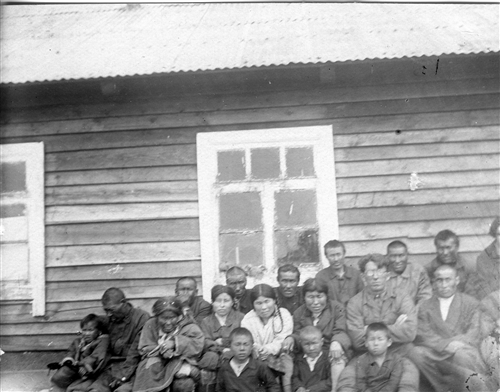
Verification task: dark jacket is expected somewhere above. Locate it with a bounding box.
[107,303,150,379]
[316,266,364,308]
[355,351,403,392]
[292,351,332,392]
[234,290,253,315]
[216,357,281,392]
[274,286,304,315]
[200,309,245,351]
[293,300,351,354]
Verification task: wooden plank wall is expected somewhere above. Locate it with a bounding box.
[1,56,499,351]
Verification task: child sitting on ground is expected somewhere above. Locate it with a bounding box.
[355,322,403,392]
[51,314,109,392]
[292,326,332,392]
[216,327,280,392]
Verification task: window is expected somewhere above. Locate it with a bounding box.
[1,143,45,316]
[197,126,339,299]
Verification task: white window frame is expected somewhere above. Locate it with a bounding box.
[1,142,45,316]
[197,126,339,300]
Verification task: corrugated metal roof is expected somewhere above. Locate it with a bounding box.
[1,3,498,84]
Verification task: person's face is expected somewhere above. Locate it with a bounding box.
[212,293,233,317]
[226,273,247,297]
[301,333,323,358]
[176,279,197,305]
[365,330,392,356]
[304,290,328,314]
[278,271,300,298]
[230,334,253,363]
[81,321,100,344]
[387,246,408,274]
[363,261,388,293]
[102,299,126,321]
[436,238,459,264]
[325,246,345,270]
[434,268,459,298]
[253,295,276,320]
[158,310,182,333]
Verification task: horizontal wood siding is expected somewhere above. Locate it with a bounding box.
[1,57,499,351]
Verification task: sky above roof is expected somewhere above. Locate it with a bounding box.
[1,3,498,84]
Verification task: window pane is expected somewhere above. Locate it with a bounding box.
[217,150,245,181]
[251,148,280,179]
[275,190,317,227]
[219,192,262,230]
[0,217,28,242]
[0,243,29,281]
[275,229,319,266]
[219,232,263,271]
[286,147,315,177]
[0,203,26,218]
[1,162,26,193]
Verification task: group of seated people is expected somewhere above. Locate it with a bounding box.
[49,219,500,392]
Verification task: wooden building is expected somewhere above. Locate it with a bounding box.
[1,4,499,352]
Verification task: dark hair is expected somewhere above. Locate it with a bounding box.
[433,263,458,278]
[323,240,345,254]
[387,240,408,253]
[250,284,277,303]
[211,285,236,302]
[152,296,184,317]
[366,322,391,339]
[358,253,389,273]
[489,217,500,238]
[277,264,300,281]
[434,230,459,247]
[299,325,322,340]
[80,314,108,334]
[302,278,329,297]
[226,266,247,277]
[101,287,126,305]
[229,327,254,344]
[250,284,284,334]
[176,276,198,289]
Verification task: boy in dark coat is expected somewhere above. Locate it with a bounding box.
[292,326,332,392]
[216,328,280,392]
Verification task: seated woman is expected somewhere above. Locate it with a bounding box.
[241,284,294,392]
[133,297,204,392]
[198,285,244,388]
[283,278,351,392]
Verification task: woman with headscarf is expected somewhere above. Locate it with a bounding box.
[133,296,204,392]
[197,285,244,389]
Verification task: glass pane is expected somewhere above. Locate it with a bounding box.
[275,190,317,227]
[1,162,26,193]
[219,232,263,272]
[0,203,26,218]
[219,192,262,230]
[0,243,29,281]
[0,217,28,242]
[217,150,245,181]
[251,148,280,179]
[286,147,315,177]
[275,229,320,266]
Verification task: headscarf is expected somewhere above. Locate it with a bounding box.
[152,296,183,317]
[211,285,236,302]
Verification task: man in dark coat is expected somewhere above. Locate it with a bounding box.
[175,276,211,325]
[89,288,149,392]
[408,264,491,392]
[226,266,253,314]
[424,229,477,297]
[274,264,304,315]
